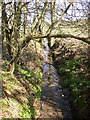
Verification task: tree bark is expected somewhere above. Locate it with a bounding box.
[2,3,12,58]
[10,49,20,74]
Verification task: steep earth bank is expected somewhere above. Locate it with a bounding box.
[51,38,90,120]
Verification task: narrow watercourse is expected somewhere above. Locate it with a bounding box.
[39,39,72,119]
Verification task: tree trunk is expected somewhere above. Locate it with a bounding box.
[10,49,20,74]
[2,2,12,58]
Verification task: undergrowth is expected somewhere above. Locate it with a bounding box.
[59,56,90,116]
[1,60,42,118]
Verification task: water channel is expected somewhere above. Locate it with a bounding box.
[39,39,72,119]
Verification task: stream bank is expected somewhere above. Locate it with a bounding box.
[51,38,90,120]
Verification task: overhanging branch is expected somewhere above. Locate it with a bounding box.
[26,34,90,44]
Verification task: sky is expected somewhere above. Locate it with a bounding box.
[1,0,89,3]
[0,0,89,28]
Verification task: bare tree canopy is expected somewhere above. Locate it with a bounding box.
[1,0,89,73]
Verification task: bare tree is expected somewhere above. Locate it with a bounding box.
[2,0,89,74]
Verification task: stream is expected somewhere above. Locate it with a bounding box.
[39,39,72,119]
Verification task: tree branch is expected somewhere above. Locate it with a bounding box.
[24,33,90,44]
[46,0,74,34]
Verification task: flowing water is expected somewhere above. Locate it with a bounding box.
[39,39,72,119]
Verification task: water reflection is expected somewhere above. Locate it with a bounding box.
[43,38,60,88]
[43,39,50,74]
